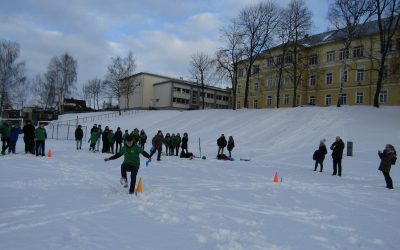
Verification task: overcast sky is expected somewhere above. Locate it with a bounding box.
[0,0,331,98]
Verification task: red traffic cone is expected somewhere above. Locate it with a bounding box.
[273,172,279,183]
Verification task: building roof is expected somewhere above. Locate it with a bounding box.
[119,72,174,82]
[154,78,231,93]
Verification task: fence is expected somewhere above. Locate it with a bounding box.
[46,124,88,141]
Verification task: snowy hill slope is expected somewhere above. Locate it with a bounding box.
[0,106,399,250]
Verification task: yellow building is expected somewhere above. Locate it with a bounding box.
[236,19,400,109]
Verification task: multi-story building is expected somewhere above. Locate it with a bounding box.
[236,19,400,109]
[119,72,231,110]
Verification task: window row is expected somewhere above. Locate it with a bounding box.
[174,87,190,94]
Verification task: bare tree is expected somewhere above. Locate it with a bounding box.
[120,77,140,110]
[216,19,244,110]
[82,84,92,109]
[189,52,214,109]
[46,52,78,113]
[104,51,136,110]
[283,0,313,107]
[372,0,400,107]
[13,77,29,109]
[328,0,375,107]
[0,40,26,111]
[237,1,280,108]
[33,74,56,109]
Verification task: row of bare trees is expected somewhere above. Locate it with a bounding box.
[213,0,399,109]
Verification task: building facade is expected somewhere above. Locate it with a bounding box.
[119,72,231,110]
[236,19,400,109]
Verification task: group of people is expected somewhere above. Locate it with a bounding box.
[217,134,235,159]
[313,136,397,189]
[0,120,47,157]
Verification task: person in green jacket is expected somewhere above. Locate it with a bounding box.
[108,129,115,154]
[88,130,100,151]
[174,133,181,156]
[169,133,176,156]
[35,123,47,156]
[1,121,11,155]
[104,134,151,194]
[123,130,129,144]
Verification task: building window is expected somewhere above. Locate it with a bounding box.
[284,94,289,105]
[309,96,316,105]
[253,65,260,74]
[356,68,364,81]
[238,69,244,78]
[327,51,335,62]
[237,84,241,94]
[253,100,258,109]
[341,70,348,83]
[341,93,347,105]
[267,76,273,87]
[277,55,283,65]
[254,82,259,93]
[173,97,189,104]
[267,57,274,67]
[284,74,290,86]
[236,101,240,109]
[379,90,388,103]
[339,48,349,60]
[325,94,332,105]
[326,72,333,85]
[267,96,272,105]
[309,55,317,65]
[285,53,293,63]
[206,93,214,99]
[353,46,364,58]
[309,75,316,86]
[356,92,364,104]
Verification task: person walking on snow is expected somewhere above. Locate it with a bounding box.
[330,136,345,176]
[378,144,397,189]
[181,132,189,155]
[217,134,227,156]
[104,134,151,195]
[139,129,147,150]
[9,123,22,154]
[114,127,123,152]
[35,123,47,156]
[314,139,327,172]
[150,130,164,161]
[75,125,84,150]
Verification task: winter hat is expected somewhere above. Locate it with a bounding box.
[125,134,135,142]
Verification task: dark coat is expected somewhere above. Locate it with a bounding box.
[181,136,188,149]
[378,149,396,173]
[152,134,164,148]
[114,130,123,143]
[23,123,35,140]
[217,136,227,147]
[75,127,84,140]
[330,140,345,160]
[10,127,22,142]
[227,139,235,151]
[316,144,327,162]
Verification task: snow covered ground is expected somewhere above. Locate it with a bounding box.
[0,106,399,250]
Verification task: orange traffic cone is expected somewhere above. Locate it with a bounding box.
[47,150,53,158]
[273,172,279,183]
[135,177,143,195]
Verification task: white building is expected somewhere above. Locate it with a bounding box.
[119,72,231,110]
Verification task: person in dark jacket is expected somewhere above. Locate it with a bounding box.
[23,120,36,154]
[150,130,164,161]
[102,126,109,153]
[104,134,151,195]
[314,139,327,172]
[164,133,171,156]
[217,134,227,156]
[0,120,11,155]
[378,144,397,189]
[90,124,97,134]
[330,136,345,176]
[139,129,147,150]
[227,136,235,158]
[96,125,102,151]
[175,133,181,156]
[181,132,189,155]
[114,127,123,152]
[75,125,84,150]
[9,124,22,154]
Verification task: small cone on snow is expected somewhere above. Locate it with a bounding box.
[47,150,53,158]
[273,172,279,183]
[135,177,143,194]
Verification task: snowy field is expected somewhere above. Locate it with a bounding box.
[0,106,399,250]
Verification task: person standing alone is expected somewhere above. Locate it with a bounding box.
[75,125,83,150]
[330,136,345,176]
[378,144,397,189]
[35,123,47,156]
